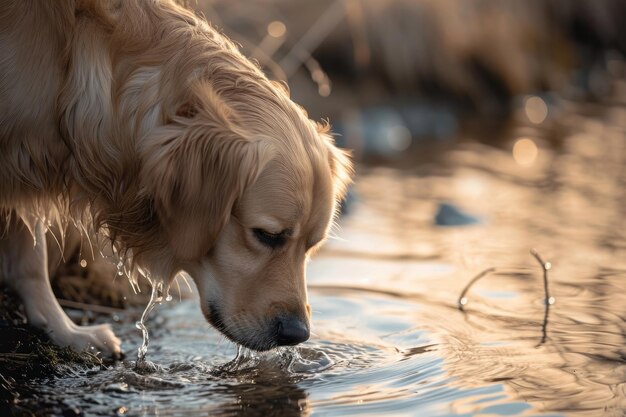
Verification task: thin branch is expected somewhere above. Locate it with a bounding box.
[537,295,551,346]
[456,249,555,346]
[530,248,554,307]
[457,267,497,310]
[530,248,554,346]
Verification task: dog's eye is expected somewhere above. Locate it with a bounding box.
[252,228,287,249]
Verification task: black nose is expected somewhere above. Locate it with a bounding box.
[276,316,310,346]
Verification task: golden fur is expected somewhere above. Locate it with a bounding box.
[0,0,352,355]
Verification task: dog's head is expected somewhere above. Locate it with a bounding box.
[139,80,352,350]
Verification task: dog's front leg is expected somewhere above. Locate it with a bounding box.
[0,218,121,358]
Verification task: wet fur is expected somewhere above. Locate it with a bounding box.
[0,0,351,355]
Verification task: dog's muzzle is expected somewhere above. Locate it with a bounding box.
[275,315,310,346]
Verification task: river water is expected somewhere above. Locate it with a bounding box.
[15,95,626,416]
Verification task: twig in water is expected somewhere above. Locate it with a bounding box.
[529,249,555,307]
[537,294,551,346]
[457,267,497,310]
[530,249,555,346]
[456,249,555,346]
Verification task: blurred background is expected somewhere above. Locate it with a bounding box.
[192,0,626,164]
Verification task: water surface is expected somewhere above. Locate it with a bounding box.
[16,97,626,416]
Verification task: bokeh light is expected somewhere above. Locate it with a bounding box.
[267,20,286,38]
[512,138,538,166]
[524,96,548,124]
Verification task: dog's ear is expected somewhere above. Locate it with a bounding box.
[318,125,353,203]
[141,86,272,260]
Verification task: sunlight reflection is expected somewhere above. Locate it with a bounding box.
[512,138,538,166]
[524,96,548,124]
[456,175,487,199]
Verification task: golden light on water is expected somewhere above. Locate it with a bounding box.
[512,138,538,166]
[524,96,548,124]
[267,20,286,38]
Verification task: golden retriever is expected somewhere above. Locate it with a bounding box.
[0,0,351,357]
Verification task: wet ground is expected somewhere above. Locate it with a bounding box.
[4,92,626,416]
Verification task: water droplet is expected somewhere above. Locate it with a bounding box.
[136,281,164,361]
[154,281,164,302]
[544,262,552,270]
[115,406,128,416]
[80,259,87,268]
[459,297,468,306]
[219,345,249,373]
[166,294,173,302]
[547,296,556,305]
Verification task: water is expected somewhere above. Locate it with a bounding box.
[136,280,169,362]
[12,96,626,416]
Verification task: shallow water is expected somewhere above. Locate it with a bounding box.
[17,96,626,416]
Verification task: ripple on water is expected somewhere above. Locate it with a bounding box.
[11,104,626,416]
[19,292,459,417]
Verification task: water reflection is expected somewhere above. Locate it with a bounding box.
[10,97,626,417]
[318,96,626,416]
[512,138,539,166]
[209,381,310,417]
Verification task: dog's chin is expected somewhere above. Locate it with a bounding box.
[203,304,277,352]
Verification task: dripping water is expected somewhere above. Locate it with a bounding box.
[135,280,172,362]
[116,261,124,276]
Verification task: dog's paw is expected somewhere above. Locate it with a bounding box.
[79,323,123,359]
[50,322,122,359]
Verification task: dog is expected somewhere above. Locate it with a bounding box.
[0,0,352,357]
